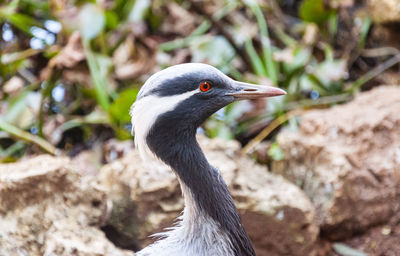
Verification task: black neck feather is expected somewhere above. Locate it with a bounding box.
[146,110,255,256]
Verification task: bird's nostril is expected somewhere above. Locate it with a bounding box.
[243,88,257,92]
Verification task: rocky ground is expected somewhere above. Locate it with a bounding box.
[0,155,132,256]
[272,85,400,255]
[273,86,400,239]
[0,85,399,255]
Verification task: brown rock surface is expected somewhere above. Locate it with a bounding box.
[0,155,133,256]
[344,210,400,255]
[99,136,319,256]
[272,86,400,239]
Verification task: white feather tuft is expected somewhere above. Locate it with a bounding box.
[135,182,234,256]
[130,90,199,161]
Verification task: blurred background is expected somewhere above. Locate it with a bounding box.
[0,0,400,255]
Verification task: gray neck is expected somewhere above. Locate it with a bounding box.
[146,123,255,256]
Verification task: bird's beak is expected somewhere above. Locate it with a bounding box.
[227,81,286,100]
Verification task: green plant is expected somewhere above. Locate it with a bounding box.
[0,0,148,159]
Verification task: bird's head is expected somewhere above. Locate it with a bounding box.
[130,63,286,160]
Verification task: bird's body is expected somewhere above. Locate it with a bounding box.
[131,63,285,256]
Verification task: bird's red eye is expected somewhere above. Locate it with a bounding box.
[200,82,211,92]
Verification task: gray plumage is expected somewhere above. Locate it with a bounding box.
[130,63,286,256]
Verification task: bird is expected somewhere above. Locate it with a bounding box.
[130,63,286,256]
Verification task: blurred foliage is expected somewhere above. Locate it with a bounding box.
[268,142,284,161]
[0,0,396,161]
[300,0,334,25]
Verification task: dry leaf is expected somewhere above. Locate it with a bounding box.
[329,0,354,9]
[49,31,85,69]
[303,23,319,45]
[62,66,92,85]
[113,34,135,67]
[274,48,294,63]
[3,76,24,96]
[161,2,197,36]
[114,44,154,80]
[41,31,85,80]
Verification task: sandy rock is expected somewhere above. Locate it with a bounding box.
[0,155,132,256]
[368,0,400,23]
[99,136,318,256]
[69,150,102,176]
[272,86,400,239]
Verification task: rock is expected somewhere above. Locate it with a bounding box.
[272,86,400,239]
[343,209,400,255]
[98,136,318,256]
[102,139,134,163]
[0,155,133,256]
[368,0,400,24]
[232,157,318,256]
[70,149,102,176]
